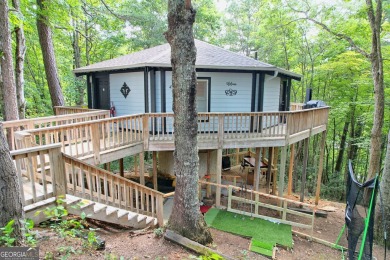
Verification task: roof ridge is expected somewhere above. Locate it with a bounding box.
[194,39,275,68]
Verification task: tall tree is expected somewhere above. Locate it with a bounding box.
[291,0,385,182]
[165,0,212,245]
[12,0,27,119]
[36,0,65,109]
[375,130,390,248]
[0,0,19,121]
[0,123,24,243]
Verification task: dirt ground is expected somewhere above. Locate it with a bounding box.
[37,198,386,260]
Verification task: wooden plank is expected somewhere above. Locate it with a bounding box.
[300,138,310,203]
[292,230,347,251]
[287,144,295,195]
[216,148,222,207]
[278,145,287,199]
[139,152,145,186]
[315,131,327,205]
[119,158,124,177]
[49,147,67,198]
[272,147,278,195]
[253,147,261,191]
[164,230,234,260]
[153,151,158,190]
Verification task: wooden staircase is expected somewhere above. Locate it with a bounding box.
[25,194,157,229]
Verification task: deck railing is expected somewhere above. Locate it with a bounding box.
[11,144,66,206]
[290,102,304,111]
[14,107,329,159]
[54,106,103,115]
[14,114,144,162]
[63,155,164,225]
[3,110,110,151]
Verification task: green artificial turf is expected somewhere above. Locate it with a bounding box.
[204,208,293,256]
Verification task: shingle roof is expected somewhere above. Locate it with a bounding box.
[74,39,301,79]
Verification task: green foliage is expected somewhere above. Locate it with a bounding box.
[21,219,37,246]
[153,227,165,238]
[0,220,16,247]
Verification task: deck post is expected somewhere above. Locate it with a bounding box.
[315,131,327,205]
[134,154,138,175]
[278,145,287,198]
[206,150,211,197]
[254,147,261,191]
[156,194,164,226]
[139,152,145,186]
[300,137,310,203]
[119,158,124,177]
[143,115,149,150]
[272,147,279,195]
[216,148,222,207]
[287,144,295,195]
[217,115,224,148]
[153,151,158,190]
[49,147,67,198]
[90,123,101,165]
[266,147,273,194]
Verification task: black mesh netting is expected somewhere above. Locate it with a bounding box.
[345,161,378,260]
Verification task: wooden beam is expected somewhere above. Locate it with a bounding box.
[254,147,261,191]
[139,152,145,186]
[315,131,327,205]
[216,148,222,207]
[153,151,158,190]
[164,230,233,260]
[288,144,295,195]
[119,158,124,177]
[266,147,273,194]
[206,150,211,197]
[134,154,138,175]
[272,147,279,195]
[300,138,310,203]
[278,145,287,198]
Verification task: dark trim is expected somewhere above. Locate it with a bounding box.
[280,79,288,111]
[161,70,166,113]
[197,77,211,112]
[251,73,257,112]
[144,67,149,113]
[77,67,301,81]
[286,78,292,111]
[257,73,265,112]
[150,69,156,113]
[91,74,98,108]
[86,74,92,108]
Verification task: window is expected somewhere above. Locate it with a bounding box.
[196,79,209,112]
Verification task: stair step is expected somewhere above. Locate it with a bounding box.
[80,201,95,211]
[117,210,128,219]
[106,207,119,217]
[93,204,107,214]
[64,195,82,207]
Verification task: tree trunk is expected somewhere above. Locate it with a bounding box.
[375,130,390,249]
[334,120,349,173]
[36,0,65,109]
[0,123,24,243]
[72,15,84,106]
[165,0,212,245]
[0,0,19,121]
[12,0,26,119]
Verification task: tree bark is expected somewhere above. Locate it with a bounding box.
[36,0,65,109]
[12,0,26,119]
[375,130,390,249]
[0,123,24,243]
[365,0,384,181]
[71,14,84,106]
[165,0,212,245]
[334,120,349,173]
[0,0,19,121]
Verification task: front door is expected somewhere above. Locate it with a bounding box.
[95,76,110,110]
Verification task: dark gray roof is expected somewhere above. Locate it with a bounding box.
[74,39,301,79]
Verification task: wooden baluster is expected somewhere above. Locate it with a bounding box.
[39,151,48,198]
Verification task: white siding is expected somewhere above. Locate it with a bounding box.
[110,72,145,116]
[263,75,280,112]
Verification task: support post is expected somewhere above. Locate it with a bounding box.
[272,147,279,195]
[278,145,287,198]
[315,131,327,205]
[300,138,310,203]
[235,148,239,165]
[134,154,138,175]
[206,150,211,197]
[143,115,149,150]
[254,147,261,191]
[266,147,273,194]
[139,152,145,186]
[153,151,158,190]
[49,147,67,198]
[216,148,222,207]
[288,144,295,195]
[119,158,124,177]
[90,123,101,165]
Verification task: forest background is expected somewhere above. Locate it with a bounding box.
[0,0,389,203]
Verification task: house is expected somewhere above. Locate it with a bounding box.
[71,39,328,206]
[73,39,302,116]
